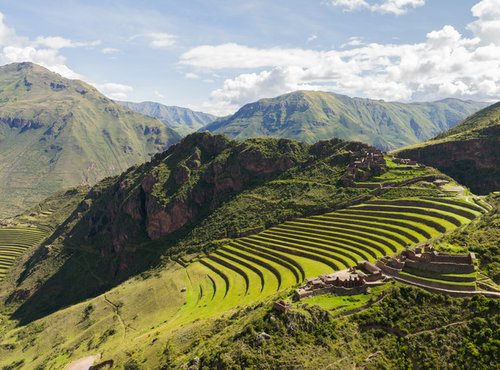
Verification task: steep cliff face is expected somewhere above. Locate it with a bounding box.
[73,133,312,257]
[398,133,499,194]
[396,103,500,195]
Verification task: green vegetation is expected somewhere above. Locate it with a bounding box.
[199,287,499,369]
[203,90,486,150]
[0,227,46,281]
[118,100,216,136]
[394,101,499,194]
[0,62,181,217]
[435,194,500,284]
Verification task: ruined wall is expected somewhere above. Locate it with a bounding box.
[405,259,475,274]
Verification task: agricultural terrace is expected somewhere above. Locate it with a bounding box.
[162,196,486,327]
[0,226,47,281]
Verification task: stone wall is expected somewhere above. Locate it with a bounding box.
[394,272,476,292]
[405,259,475,274]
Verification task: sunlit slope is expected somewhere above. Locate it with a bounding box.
[0,196,486,369]
[0,62,181,217]
[203,91,486,150]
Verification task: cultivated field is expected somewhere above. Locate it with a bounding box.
[0,226,47,281]
[172,196,486,323]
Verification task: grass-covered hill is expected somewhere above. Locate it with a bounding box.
[0,131,495,368]
[117,100,217,136]
[0,62,181,218]
[395,102,500,194]
[202,90,486,151]
[7,133,380,323]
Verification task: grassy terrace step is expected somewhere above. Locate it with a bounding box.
[232,240,303,283]
[0,226,47,281]
[275,223,393,255]
[368,199,478,220]
[254,232,350,270]
[421,197,486,213]
[403,266,477,283]
[349,205,462,227]
[244,236,336,277]
[120,197,481,334]
[213,250,266,293]
[288,217,412,246]
[221,244,286,289]
[398,271,476,287]
[337,209,447,233]
[313,214,422,242]
[262,229,368,264]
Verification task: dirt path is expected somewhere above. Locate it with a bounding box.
[65,354,100,370]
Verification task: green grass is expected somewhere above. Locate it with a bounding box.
[0,226,46,281]
[0,196,485,369]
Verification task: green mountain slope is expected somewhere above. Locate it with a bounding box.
[202,91,486,150]
[0,62,181,218]
[0,134,494,369]
[117,100,216,136]
[395,102,500,194]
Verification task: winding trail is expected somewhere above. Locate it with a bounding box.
[65,354,100,370]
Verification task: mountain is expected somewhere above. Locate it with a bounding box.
[0,62,181,218]
[202,90,487,150]
[1,132,496,369]
[117,100,216,136]
[395,102,500,194]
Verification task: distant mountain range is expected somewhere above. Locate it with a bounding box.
[0,62,181,217]
[202,90,487,150]
[117,100,216,136]
[395,101,500,194]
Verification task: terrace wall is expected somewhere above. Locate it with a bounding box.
[405,259,475,274]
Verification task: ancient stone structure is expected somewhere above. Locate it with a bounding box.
[273,300,292,313]
[376,245,477,292]
[342,149,387,186]
[294,271,367,300]
[392,157,417,165]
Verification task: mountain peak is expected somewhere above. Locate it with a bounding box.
[203,90,487,150]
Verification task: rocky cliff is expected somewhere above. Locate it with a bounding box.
[396,103,500,194]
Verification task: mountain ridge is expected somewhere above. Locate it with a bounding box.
[117,100,216,136]
[395,101,500,194]
[202,90,487,150]
[0,62,181,217]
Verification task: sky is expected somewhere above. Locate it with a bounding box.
[0,0,498,115]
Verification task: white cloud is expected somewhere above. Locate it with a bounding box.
[33,36,101,49]
[154,90,165,99]
[468,0,500,45]
[0,12,134,100]
[341,36,365,48]
[185,72,200,79]
[92,82,133,100]
[307,34,318,42]
[131,32,176,49]
[328,0,425,15]
[181,1,500,115]
[101,47,120,55]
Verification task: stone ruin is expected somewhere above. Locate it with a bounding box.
[342,149,387,186]
[375,244,478,293]
[392,157,417,166]
[294,269,369,300]
[273,300,292,313]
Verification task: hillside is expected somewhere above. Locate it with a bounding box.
[202,91,486,150]
[118,100,216,136]
[0,134,495,369]
[0,62,181,218]
[395,102,500,194]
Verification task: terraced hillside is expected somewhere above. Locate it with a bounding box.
[162,196,486,326]
[0,227,46,281]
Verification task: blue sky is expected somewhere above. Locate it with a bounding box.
[0,0,498,114]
